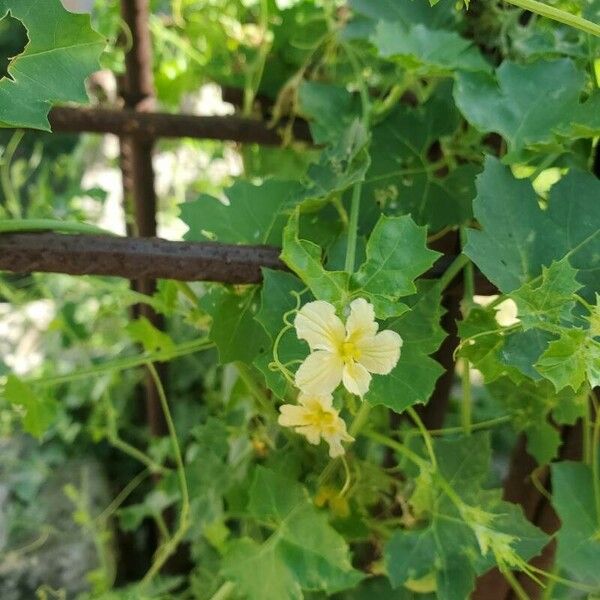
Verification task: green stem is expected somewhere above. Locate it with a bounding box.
[95,469,151,524]
[460,234,474,435]
[0,218,116,236]
[344,182,363,273]
[209,582,236,600]
[502,568,531,600]
[349,401,371,437]
[236,362,278,420]
[0,338,213,392]
[583,399,592,465]
[407,406,437,468]
[104,391,170,475]
[243,0,271,115]
[363,429,428,469]
[428,415,511,436]
[0,130,24,218]
[141,364,190,587]
[437,253,470,291]
[503,0,600,36]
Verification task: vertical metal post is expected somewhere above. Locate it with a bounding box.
[118,0,167,436]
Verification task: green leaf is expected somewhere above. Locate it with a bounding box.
[454,59,597,160]
[181,179,302,245]
[465,157,600,299]
[126,317,175,354]
[510,259,581,330]
[352,215,440,318]
[223,467,363,598]
[281,209,350,305]
[200,285,269,364]
[366,284,445,412]
[362,88,476,231]
[298,82,361,145]
[349,0,460,32]
[551,462,600,587]
[385,435,548,598]
[535,328,598,391]
[500,329,555,381]
[372,21,489,74]
[223,538,302,600]
[0,0,104,130]
[488,377,564,464]
[4,374,58,439]
[458,306,513,384]
[297,120,370,211]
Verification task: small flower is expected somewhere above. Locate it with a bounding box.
[278,393,354,457]
[294,298,402,397]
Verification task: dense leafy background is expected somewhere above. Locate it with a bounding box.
[0,0,599,599]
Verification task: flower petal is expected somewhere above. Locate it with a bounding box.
[295,301,345,352]
[295,350,344,395]
[325,435,346,458]
[323,424,354,457]
[296,425,322,445]
[298,392,334,411]
[342,360,372,396]
[278,404,311,427]
[346,298,378,343]
[357,329,402,375]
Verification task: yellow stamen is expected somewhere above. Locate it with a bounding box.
[340,341,361,363]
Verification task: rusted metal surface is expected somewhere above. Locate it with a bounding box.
[0,233,499,291]
[0,233,284,283]
[119,0,164,437]
[48,106,313,145]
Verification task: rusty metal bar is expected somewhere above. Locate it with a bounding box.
[0,232,498,292]
[118,0,165,437]
[0,233,283,283]
[48,106,312,145]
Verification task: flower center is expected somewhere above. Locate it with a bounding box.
[310,405,336,428]
[340,341,361,363]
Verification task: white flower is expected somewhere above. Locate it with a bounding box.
[293,298,402,397]
[278,393,354,457]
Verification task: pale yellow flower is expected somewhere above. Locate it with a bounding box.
[278,393,354,457]
[294,298,402,397]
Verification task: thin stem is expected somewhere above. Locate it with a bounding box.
[502,568,531,600]
[95,469,151,524]
[363,429,428,469]
[428,415,512,436]
[503,0,600,36]
[341,39,369,276]
[437,253,470,291]
[583,399,592,465]
[141,364,190,587]
[0,338,213,392]
[0,218,116,236]
[104,391,170,475]
[349,401,371,437]
[108,433,169,475]
[407,406,437,469]
[460,234,474,436]
[344,181,363,273]
[339,455,352,497]
[236,362,278,420]
[209,582,236,600]
[0,130,24,218]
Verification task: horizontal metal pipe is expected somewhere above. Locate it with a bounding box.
[0,233,497,293]
[0,233,284,284]
[48,106,312,145]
